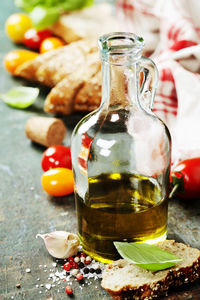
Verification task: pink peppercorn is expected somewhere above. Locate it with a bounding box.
[69,257,74,263]
[84,260,91,265]
[76,273,83,281]
[65,285,73,295]
[64,262,71,271]
[80,252,86,257]
[72,262,79,269]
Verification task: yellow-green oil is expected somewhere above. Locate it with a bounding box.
[75,173,168,263]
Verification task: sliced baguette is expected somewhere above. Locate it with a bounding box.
[101,240,200,300]
[51,4,118,43]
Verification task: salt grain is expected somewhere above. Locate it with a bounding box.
[71,269,78,276]
[52,262,57,267]
[25,268,31,273]
[60,212,69,216]
[45,284,52,290]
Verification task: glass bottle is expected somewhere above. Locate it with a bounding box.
[71,32,171,263]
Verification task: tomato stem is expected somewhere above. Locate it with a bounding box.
[169,184,179,199]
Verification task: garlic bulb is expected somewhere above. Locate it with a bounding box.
[36,231,80,259]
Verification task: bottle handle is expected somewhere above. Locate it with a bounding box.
[139,56,158,111]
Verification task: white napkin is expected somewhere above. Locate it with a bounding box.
[117,0,200,163]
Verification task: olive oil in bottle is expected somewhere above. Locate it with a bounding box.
[71,33,171,264]
[75,173,168,263]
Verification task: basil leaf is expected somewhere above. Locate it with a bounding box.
[29,6,60,30]
[114,242,183,271]
[16,0,94,28]
[0,87,39,109]
[15,0,94,13]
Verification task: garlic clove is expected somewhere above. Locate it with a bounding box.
[36,231,80,259]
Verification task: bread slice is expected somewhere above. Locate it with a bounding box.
[14,39,101,115]
[43,50,101,114]
[15,39,98,87]
[101,240,200,300]
[51,4,118,43]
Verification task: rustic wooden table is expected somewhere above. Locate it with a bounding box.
[0,1,200,299]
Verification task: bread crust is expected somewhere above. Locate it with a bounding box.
[106,259,200,299]
[101,241,200,300]
[14,39,102,115]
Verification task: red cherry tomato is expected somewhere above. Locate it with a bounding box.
[24,28,52,50]
[170,157,200,199]
[41,145,72,172]
[41,168,74,196]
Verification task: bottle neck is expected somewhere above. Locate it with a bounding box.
[101,59,140,110]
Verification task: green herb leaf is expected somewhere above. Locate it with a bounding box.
[29,6,60,30]
[0,87,39,109]
[15,0,94,28]
[15,0,94,13]
[114,242,183,271]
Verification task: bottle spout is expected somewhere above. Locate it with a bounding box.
[98,32,144,65]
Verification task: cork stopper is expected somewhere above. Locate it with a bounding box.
[25,116,66,147]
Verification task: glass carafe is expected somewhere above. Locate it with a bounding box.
[71,32,171,263]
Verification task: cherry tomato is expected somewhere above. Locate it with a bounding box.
[41,145,72,172]
[170,157,200,199]
[41,168,74,196]
[24,28,52,50]
[5,13,32,43]
[40,37,65,53]
[4,49,38,74]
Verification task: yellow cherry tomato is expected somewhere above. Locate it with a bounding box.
[40,37,65,53]
[4,49,39,74]
[5,13,32,43]
[41,168,74,197]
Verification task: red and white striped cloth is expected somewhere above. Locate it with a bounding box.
[117,0,200,163]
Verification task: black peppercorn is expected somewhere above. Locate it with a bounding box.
[83,267,89,274]
[89,268,95,273]
[79,262,85,269]
[95,268,102,274]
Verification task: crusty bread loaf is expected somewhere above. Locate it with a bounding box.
[51,4,118,43]
[43,50,101,114]
[101,240,200,300]
[6,5,118,115]
[15,39,98,87]
[14,39,101,114]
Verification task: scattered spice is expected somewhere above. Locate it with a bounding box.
[79,262,85,269]
[26,268,31,273]
[33,249,105,297]
[64,262,71,271]
[76,273,83,281]
[89,268,95,273]
[45,283,52,290]
[83,267,90,274]
[65,285,73,295]
[15,283,21,289]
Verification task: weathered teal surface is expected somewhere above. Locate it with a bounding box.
[0,1,200,299]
